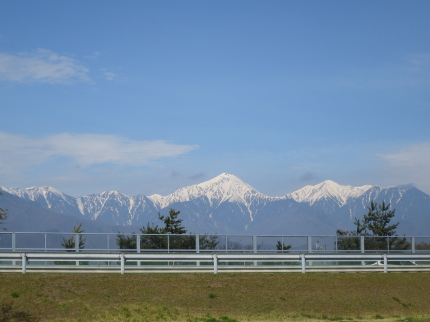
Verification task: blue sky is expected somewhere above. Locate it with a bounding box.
[1,0,430,197]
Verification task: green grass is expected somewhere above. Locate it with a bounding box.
[1,272,430,322]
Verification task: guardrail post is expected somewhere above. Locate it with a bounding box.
[120,253,125,274]
[301,254,306,273]
[412,237,415,253]
[361,236,365,265]
[21,253,26,274]
[383,254,387,273]
[213,254,218,274]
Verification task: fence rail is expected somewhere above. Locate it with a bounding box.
[1,232,430,253]
[1,252,430,274]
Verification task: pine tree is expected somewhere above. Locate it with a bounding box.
[336,201,407,251]
[62,223,86,250]
[360,200,399,236]
[158,209,187,234]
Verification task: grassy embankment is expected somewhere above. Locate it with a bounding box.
[1,272,430,322]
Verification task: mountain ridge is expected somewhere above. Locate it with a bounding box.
[2,173,430,235]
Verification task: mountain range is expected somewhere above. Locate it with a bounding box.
[1,173,430,235]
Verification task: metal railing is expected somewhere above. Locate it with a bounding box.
[1,252,430,274]
[1,232,430,253]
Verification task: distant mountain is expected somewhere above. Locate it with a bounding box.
[0,190,126,233]
[2,173,430,235]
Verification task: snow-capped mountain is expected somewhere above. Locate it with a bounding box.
[0,185,82,217]
[148,173,275,208]
[286,180,373,206]
[77,191,159,226]
[148,173,277,226]
[2,174,430,234]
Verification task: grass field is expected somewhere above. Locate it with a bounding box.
[1,272,430,322]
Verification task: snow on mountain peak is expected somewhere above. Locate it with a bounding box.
[148,173,269,209]
[286,180,373,206]
[0,185,64,201]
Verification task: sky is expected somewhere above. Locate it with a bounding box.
[1,0,430,197]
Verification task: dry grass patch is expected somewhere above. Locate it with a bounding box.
[1,272,430,321]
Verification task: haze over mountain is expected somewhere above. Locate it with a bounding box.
[1,173,430,235]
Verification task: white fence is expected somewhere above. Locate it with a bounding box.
[1,232,430,253]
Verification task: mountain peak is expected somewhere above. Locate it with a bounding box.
[287,180,373,206]
[149,173,269,209]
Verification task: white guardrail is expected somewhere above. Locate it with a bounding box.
[2,252,430,274]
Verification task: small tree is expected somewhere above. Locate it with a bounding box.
[337,201,408,251]
[276,241,292,251]
[158,209,186,234]
[360,200,399,237]
[62,223,86,250]
[0,192,7,231]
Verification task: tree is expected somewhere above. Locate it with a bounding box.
[276,241,292,251]
[336,201,408,251]
[0,192,7,231]
[359,200,399,237]
[62,223,86,250]
[117,208,219,251]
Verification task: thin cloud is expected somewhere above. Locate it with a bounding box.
[0,132,198,176]
[0,48,91,84]
[189,172,205,180]
[300,172,315,181]
[103,72,117,80]
[379,142,430,194]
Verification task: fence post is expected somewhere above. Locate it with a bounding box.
[387,237,390,253]
[120,253,125,274]
[21,253,26,274]
[253,236,258,266]
[75,234,79,252]
[196,234,201,266]
[361,236,365,266]
[12,232,16,266]
[301,254,306,273]
[412,236,415,253]
[136,234,141,267]
[167,233,170,254]
[12,232,16,251]
[307,236,312,253]
[213,254,218,274]
[75,233,80,266]
[383,254,387,273]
